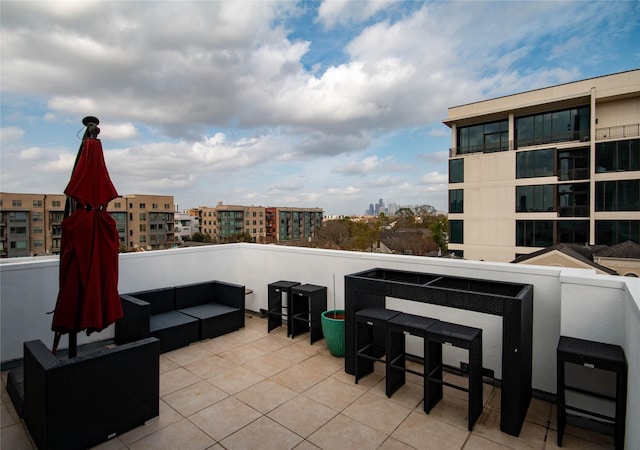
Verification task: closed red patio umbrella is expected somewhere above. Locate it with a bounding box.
[51,116,123,357]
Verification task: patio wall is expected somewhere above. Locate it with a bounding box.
[1,243,639,448]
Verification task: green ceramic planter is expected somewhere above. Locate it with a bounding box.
[321,310,345,357]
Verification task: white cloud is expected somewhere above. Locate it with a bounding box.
[100,123,139,140]
[317,0,401,29]
[1,1,638,214]
[18,146,43,160]
[0,126,25,145]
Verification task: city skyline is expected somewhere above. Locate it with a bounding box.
[2,2,639,216]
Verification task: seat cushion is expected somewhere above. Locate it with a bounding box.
[178,302,238,320]
[149,310,198,333]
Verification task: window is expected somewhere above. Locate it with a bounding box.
[139,213,146,221]
[139,224,146,232]
[516,221,553,247]
[558,183,589,217]
[449,220,463,243]
[34,240,44,248]
[9,211,28,221]
[596,180,640,211]
[596,139,640,173]
[449,190,463,213]
[139,203,146,208]
[52,200,61,207]
[449,159,464,183]
[11,241,27,249]
[596,221,640,245]
[114,202,121,208]
[164,203,171,209]
[516,149,554,178]
[12,200,22,207]
[558,220,589,244]
[152,203,158,209]
[10,226,27,236]
[33,212,43,222]
[33,200,42,207]
[457,120,508,154]
[34,226,43,234]
[516,106,589,147]
[516,185,554,212]
[558,148,589,181]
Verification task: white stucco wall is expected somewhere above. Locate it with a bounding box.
[2,244,639,447]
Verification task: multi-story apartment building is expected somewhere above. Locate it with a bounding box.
[0,192,175,257]
[108,197,128,251]
[0,193,65,257]
[444,70,640,262]
[122,194,175,251]
[277,207,324,243]
[191,204,323,244]
[174,211,200,243]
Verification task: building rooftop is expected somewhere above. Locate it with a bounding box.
[1,243,637,449]
[1,313,615,449]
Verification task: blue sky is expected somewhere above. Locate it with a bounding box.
[1,1,639,216]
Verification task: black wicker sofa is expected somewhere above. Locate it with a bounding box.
[115,280,245,353]
[9,337,159,450]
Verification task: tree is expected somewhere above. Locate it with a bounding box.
[312,219,351,249]
[191,232,213,243]
[428,215,449,253]
[395,208,416,228]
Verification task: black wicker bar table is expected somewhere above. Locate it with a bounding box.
[344,268,533,437]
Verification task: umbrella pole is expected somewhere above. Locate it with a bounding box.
[69,333,77,358]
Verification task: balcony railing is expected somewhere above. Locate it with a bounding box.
[1,244,639,448]
[596,123,640,140]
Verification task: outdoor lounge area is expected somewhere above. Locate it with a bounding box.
[2,243,639,449]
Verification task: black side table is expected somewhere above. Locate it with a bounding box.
[267,281,301,336]
[291,284,327,344]
[557,336,627,450]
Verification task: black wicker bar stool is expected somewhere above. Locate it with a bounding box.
[557,336,627,450]
[354,307,402,384]
[386,312,440,400]
[424,320,483,431]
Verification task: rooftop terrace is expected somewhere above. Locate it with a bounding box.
[1,244,638,449]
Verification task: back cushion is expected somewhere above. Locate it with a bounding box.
[175,282,215,309]
[133,288,175,314]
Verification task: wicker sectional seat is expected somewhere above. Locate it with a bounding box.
[115,280,245,353]
[13,337,159,450]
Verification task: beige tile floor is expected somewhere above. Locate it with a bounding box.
[1,313,615,449]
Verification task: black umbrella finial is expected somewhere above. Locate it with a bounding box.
[82,116,100,139]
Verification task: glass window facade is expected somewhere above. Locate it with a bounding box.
[558,147,589,181]
[516,220,553,247]
[449,189,463,213]
[596,220,640,245]
[516,185,554,212]
[558,220,589,244]
[449,220,463,243]
[596,180,640,211]
[558,183,589,217]
[449,159,464,183]
[457,120,508,154]
[515,106,589,147]
[516,148,555,178]
[596,138,640,173]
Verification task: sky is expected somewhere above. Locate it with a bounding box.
[1,1,639,216]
